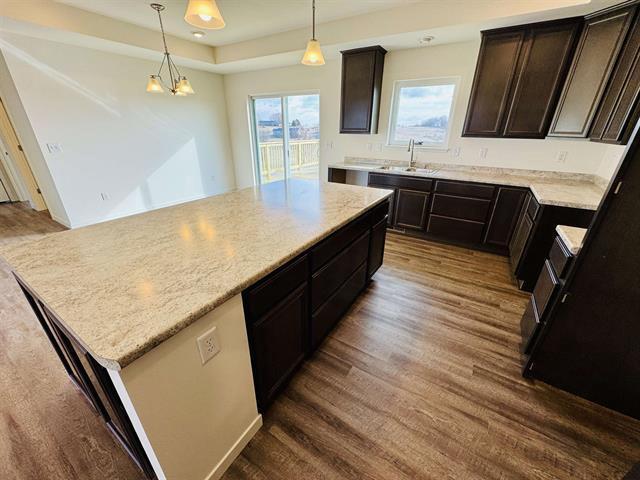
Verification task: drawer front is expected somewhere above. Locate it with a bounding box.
[527,194,540,220]
[368,173,432,191]
[434,180,495,199]
[245,255,309,320]
[532,259,560,317]
[311,212,370,271]
[520,298,541,354]
[312,231,370,311]
[431,193,491,222]
[311,263,367,349]
[427,214,485,244]
[549,235,573,279]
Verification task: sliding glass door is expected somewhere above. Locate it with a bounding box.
[251,93,320,185]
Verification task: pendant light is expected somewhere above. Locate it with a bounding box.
[146,3,195,96]
[302,0,325,66]
[184,0,225,29]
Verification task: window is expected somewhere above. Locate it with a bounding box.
[387,77,459,149]
[250,93,320,185]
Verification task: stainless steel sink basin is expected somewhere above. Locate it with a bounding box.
[378,165,440,175]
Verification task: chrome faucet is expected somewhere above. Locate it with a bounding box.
[407,138,423,171]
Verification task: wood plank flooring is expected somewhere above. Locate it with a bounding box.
[1,203,639,479]
[0,203,146,480]
[224,232,640,480]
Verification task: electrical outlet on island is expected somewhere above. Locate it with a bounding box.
[197,326,221,365]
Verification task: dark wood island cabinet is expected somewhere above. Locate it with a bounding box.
[242,199,390,411]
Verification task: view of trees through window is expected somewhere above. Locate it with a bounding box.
[390,81,457,147]
[253,94,320,184]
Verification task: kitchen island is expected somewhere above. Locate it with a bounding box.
[1,179,392,480]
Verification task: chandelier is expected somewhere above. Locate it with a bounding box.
[146,3,195,96]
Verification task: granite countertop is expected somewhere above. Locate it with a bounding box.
[1,180,392,370]
[329,158,606,211]
[556,225,588,255]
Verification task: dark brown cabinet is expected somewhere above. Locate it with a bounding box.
[15,281,156,479]
[591,10,640,144]
[484,187,528,247]
[340,46,386,134]
[463,19,580,138]
[249,284,308,408]
[549,6,636,137]
[243,202,389,411]
[509,209,534,275]
[394,189,430,230]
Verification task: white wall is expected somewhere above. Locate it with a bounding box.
[224,40,615,189]
[0,32,236,228]
[0,50,69,223]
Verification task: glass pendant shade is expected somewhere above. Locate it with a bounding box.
[184,0,225,29]
[146,75,164,93]
[177,77,195,94]
[301,39,325,66]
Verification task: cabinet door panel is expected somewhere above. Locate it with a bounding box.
[549,7,635,137]
[592,14,640,143]
[368,216,387,277]
[426,215,485,244]
[503,21,580,138]
[485,187,528,247]
[463,31,525,136]
[340,47,386,133]
[251,285,308,409]
[394,189,430,230]
[509,211,534,273]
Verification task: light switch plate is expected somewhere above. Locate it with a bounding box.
[196,326,220,365]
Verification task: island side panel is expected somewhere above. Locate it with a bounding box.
[113,294,262,480]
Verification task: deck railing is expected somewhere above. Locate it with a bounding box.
[259,139,319,180]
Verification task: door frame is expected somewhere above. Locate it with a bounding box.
[0,96,47,210]
[249,90,320,186]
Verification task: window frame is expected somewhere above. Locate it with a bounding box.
[386,77,460,150]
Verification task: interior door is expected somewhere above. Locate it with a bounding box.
[0,149,18,202]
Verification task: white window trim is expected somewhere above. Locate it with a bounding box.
[386,76,460,150]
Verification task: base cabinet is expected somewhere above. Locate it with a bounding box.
[243,200,389,411]
[15,280,156,479]
[394,189,430,230]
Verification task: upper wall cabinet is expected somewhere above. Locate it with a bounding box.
[548,5,636,138]
[590,9,640,144]
[463,19,581,139]
[340,46,386,134]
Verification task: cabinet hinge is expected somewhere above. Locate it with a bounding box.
[36,188,42,194]
[17,144,23,152]
[614,181,622,195]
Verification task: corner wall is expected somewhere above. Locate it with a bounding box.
[0,32,236,228]
[224,40,613,189]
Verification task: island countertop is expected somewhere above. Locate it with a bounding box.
[1,180,392,370]
[329,159,607,210]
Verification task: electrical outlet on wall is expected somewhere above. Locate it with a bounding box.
[196,326,220,365]
[100,192,110,201]
[479,147,488,159]
[46,143,63,154]
[452,146,461,158]
[557,151,568,163]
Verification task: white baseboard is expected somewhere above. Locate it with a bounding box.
[49,212,71,228]
[204,415,263,480]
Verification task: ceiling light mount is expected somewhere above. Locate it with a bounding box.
[301,0,325,66]
[419,35,435,45]
[192,31,205,38]
[146,3,195,96]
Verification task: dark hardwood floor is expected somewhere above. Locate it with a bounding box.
[1,203,639,479]
[0,203,146,480]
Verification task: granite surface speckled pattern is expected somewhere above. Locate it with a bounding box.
[556,225,588,255]
[1,180,392,370]
[331,158,606,210]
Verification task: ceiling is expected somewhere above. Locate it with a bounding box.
[57,0,422,46]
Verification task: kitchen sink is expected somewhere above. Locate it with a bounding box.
[378,165,440,175]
